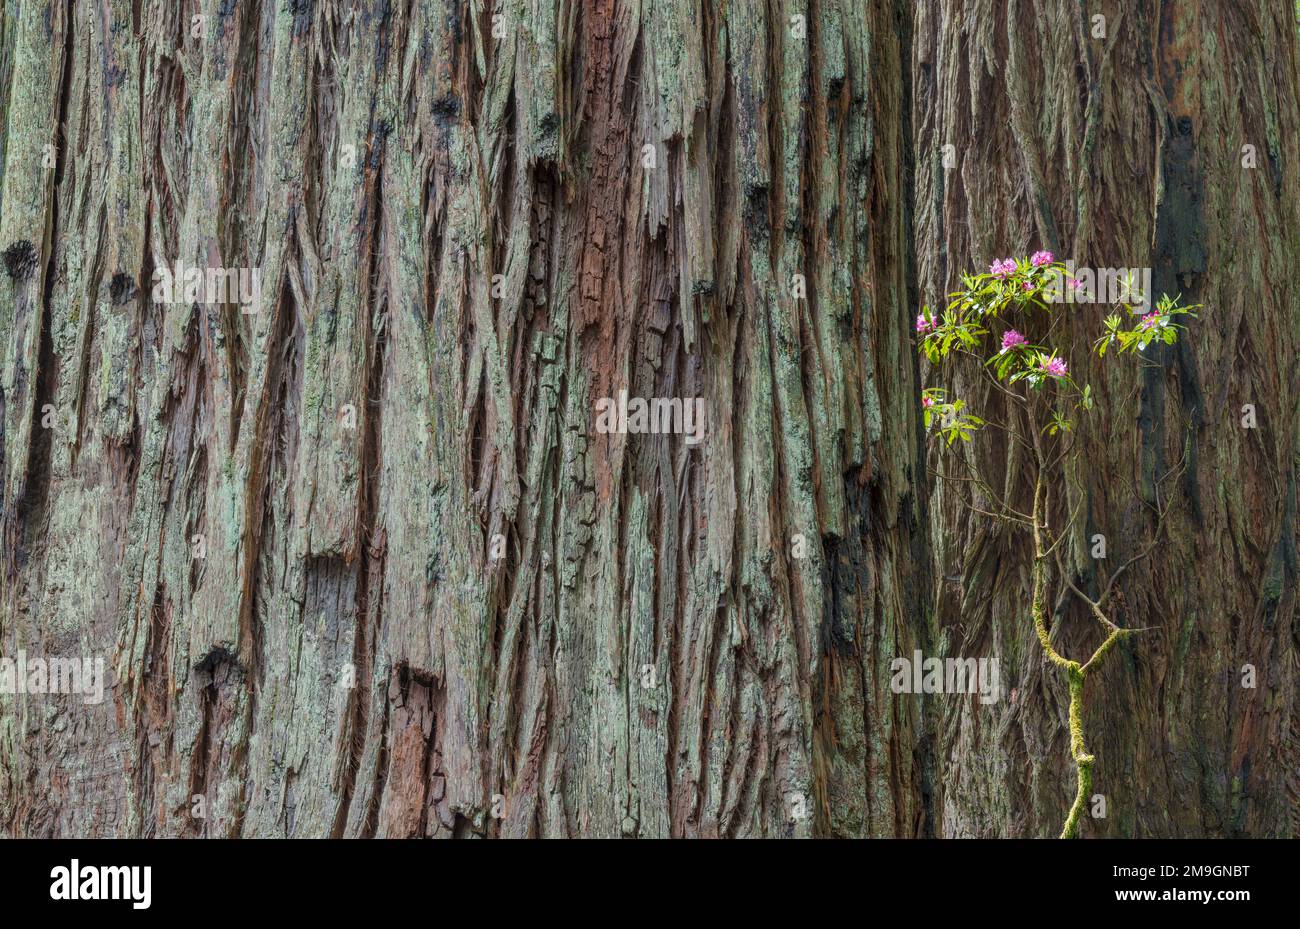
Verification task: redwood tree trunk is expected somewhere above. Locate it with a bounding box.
[4,0,1296,842]
[914,0,1300,836]
[0,0,931,837]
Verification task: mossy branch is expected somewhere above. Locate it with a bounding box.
[1028,463,1156,838]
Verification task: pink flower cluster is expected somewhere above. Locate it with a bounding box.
[1140,311,1161,330]
[990,251,1053,279]
[922,396,936,409]
[916,313,935,334]
[1039,355,1068,378]
[989,258,1017,279]
[1000,330,1028,352]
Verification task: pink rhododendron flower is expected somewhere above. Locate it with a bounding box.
[1022,281,1033,291]
[1001,330,1028,352]
[916,314,934,334]
[922,396,935,409]
[989,258,1017,279]
[1030,250,1053,267]
[1140,312,1161,330]
[1039,355,1068,378]
[1067,278,1082,290]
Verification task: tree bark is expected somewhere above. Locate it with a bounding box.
[914,0,1300,836]
[0,0,932,838]
[4,0,1296,842]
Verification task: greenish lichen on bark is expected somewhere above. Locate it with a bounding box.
[0,0,932,838]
